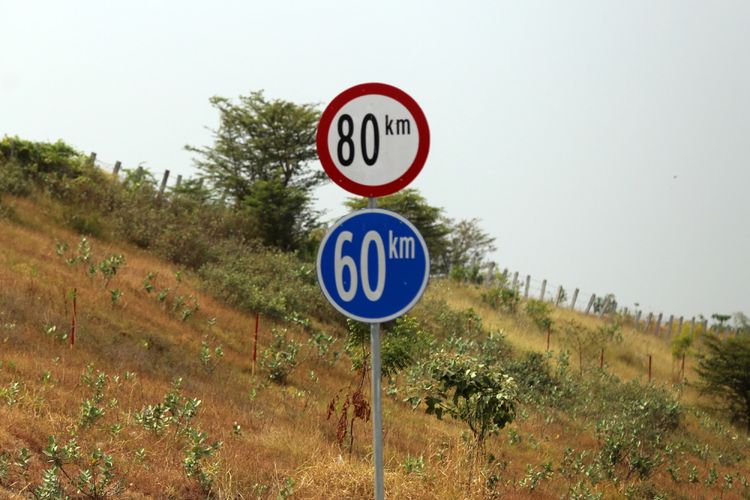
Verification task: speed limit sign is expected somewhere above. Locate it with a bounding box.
[316,83,430,197]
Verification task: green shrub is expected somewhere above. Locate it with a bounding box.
[525,299,552,331]
[408,351,518,452]
[63,208,105,237]
[262,329,300,383]
[199,242,326,320]
[346,316,433,377]
[481,286,520,313]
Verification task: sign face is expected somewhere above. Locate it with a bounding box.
[317,209,430,323]
[317,83,430,197]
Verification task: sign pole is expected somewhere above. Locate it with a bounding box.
[370,322,384,500]
[367,196,384,500]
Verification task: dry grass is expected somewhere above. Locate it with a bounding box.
[0,194,748,498]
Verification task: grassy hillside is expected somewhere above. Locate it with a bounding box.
[0,155,749,497]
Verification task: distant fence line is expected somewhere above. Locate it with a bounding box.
[89,152,191,198]
[88,152,744,339]
[487,267,745,340]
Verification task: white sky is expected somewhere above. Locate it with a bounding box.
[2,1,748,319]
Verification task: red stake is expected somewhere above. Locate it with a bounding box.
[252,312,259,375]
[70,288,77,347]
[648,354,652,382]
[600,347,604,369]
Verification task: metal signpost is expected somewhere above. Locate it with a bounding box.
[316,83,430,499]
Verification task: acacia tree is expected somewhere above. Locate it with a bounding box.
[445,218,496,282]
[187,91,322,250]
[696,334,750,431]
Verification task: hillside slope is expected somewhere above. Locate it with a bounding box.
[0,194,748,499]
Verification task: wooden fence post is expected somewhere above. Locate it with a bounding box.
[655,313,663,336]
[646,313,653,333]
[690,317,695,336]
[511,272,518,291]
[570,288,579,310]
[176,174,183,187]
[112,161,121,177]
[89,152,97,163]
[524,275,530,299]
[701,319,708,336]
[555,285,564,306]
[635,310,642,330]
[585,294,596,314]
[667,315,674,336]
[677,316,684,336]
[540,280,547,301]
[158,170,170,197]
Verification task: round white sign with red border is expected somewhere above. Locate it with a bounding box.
[316,83,430,197]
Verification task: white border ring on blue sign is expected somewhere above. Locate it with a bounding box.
[316,209,430,323]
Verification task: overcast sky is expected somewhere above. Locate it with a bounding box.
[2,1,748,320]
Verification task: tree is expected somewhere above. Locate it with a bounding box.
[345,189,452,270]
[188,91,322,201]
[446,218,496,270]
[186,91,322,250]
[696,334,750,431]
[239,179,319,251]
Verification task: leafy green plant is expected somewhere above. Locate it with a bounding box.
[408,351,518,454]
[0,381,21,406]
[525,299,552,332]
[182,427,222,494]
[143,272,156,293]
[109,288,123,305]
[98,254,125,287]
[199,338,224,374]
[481,286,520,313]
[261,328,300,383]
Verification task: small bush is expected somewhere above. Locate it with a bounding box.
[262,329,300,383]
[481,287,520,313]
[525,299,552,331]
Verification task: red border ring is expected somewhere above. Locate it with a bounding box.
[316,82,430,198]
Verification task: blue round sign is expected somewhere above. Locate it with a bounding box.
[317,209,430,323]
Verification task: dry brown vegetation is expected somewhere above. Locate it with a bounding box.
[0,193,749,498]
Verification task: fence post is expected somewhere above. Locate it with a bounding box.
[667,315,674,336]
[524,275,530,299]
[701,319,708,336]
[89,152,97,164]
[511,272,518,291]
[176,174,183,187]
[634,310,642,330]
[655,313,663,336]
[112,161,121,177]
[570,288,579,310]
[555,285,564,306]
[690,317,695,336]
[158,170,170,197]
[677,316,684,336]
[646,313,653,333]
[540,280,547,301]
[585,294,596,314]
